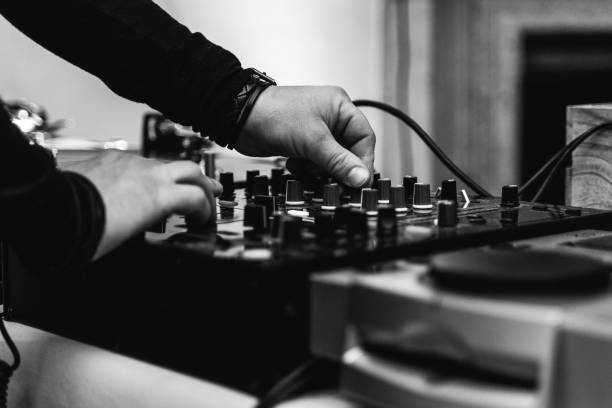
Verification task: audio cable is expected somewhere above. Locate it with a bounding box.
[522,121,612,203]
[353,99,493,198]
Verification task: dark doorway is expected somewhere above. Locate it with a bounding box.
[520,31,612,204]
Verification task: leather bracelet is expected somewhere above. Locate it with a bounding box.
[230,83,271,149]
[210,68,276,149]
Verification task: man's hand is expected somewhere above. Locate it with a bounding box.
[64,150,221,259]
[236,86,376,188]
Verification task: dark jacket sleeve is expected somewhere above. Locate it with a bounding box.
[0,0,250,133]
[0,104,105,276]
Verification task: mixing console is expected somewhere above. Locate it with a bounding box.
[146,167,612,272]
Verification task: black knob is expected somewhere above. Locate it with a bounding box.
[501,184,520,207]
[376,178,391,203]
[285,180,304,205]
[312,176,325,202]
[244,204,267,232]
[253,175,270,196]
[271,168,285,195]
[437,200,458,227]
[245,170,260,198]
[361,188,379,215]
[440,179,457,202]
[377,206,398,236]
[347,209,369,239]
[372,172,381,185]
[403,176,418,203]
[349,188,362,207]
[322,183,341,210]
[280,216,303,247]
[413,183,432,212]
[254,195,276,219]
[219,172,235,199]
[390,186,407,212]
[203,152,216,178]
[315,213,335,241]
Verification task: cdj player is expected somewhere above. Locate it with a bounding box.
[3,164,612,396]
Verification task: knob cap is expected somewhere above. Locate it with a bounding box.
[361,188,379,215]
[377,206,398,236]
[440,179,457,202]
[219,172,235,199]
[376,178,391,203]
[285,180,304,205]
[280,216,303,247]
[244,203,267,232]
[390,186,407,212]
[322,183,341,210]
[403,176,418,203]
[245,170,260,198]
[437,200,458,227]
[252,175,270,196]
[413,183,432,212]
[254,195,276,219]
[501,184,520,207]
[270,168,284,195]
[347,209,368,239]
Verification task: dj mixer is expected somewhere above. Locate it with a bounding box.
[3,165,612,396]
[146,168,612,273]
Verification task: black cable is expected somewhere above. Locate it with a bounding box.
[0,314,20,408]
[353,99,493,198]
[531,121,612,203]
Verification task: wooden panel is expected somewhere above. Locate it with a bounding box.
[567,104,612,209]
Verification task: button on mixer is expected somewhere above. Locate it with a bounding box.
[285,180,305,205]
[437,199,458,227]
[390,186,407,213]
[440,179,457,203]
[244,203,267,232]
[219,172,235,200]
[501,184,520,207]
[413,183,432,213]
[376,178,391,204]
[361,188,379,216]
[271,168,284,195]
[245,170,260,198]
[403,176,417,203]
[322,183,341,210]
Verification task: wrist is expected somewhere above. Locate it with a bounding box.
[206,68,276,148]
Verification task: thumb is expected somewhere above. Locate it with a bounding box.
[307,130,371,188]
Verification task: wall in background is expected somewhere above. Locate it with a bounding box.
[0,0,432,179]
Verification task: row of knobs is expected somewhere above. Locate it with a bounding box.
[222,169,521,232]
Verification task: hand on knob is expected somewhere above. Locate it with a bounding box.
[64,150,222,259]
[235,86,376,188]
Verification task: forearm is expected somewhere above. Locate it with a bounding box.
[0,105,105,276]
[0,0,249,133]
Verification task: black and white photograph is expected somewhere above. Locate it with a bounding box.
[2,1,612,407]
